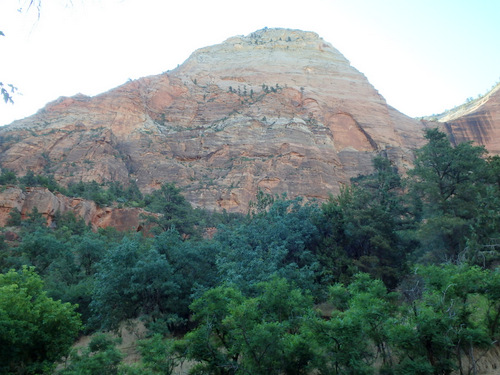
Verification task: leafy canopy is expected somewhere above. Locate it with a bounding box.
[0,267,81,374]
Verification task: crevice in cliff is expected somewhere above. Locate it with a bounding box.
[354,119,378,151]
[328,112,378,152]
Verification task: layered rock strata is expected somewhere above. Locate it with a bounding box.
[0,28,433,212]
[439,83,500,153]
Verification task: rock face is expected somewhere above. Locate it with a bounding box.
[0,28,432,212]
[0,186,147,231]
[438,83,500,152]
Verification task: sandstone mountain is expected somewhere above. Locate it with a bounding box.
[0,28,496,214]
[437,83,500,153]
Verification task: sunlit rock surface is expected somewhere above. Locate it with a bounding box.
[0,28,455,212]
[439,83,500,153]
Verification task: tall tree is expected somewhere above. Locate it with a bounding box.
[0,267,81,374]
[321,156,412,288]
[143,183,199,237]
[410,128,493,262]
[411,128,489,218]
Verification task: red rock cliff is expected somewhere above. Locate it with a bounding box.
[439,83,500,152]
[0,28,435,212]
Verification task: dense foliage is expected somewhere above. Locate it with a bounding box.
[0,267,81,374]
[2,128,500,374]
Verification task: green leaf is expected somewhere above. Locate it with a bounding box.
[0,267,81,374]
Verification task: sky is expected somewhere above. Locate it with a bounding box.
[0,0,499,126]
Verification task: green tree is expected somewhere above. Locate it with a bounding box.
[74,232,107,276]
[461,155,500,266]
[215,196,321,294]
[179,277,378,375]
[127,334,179,375]
[335,273,398,367]
[90,237,148,330]
[483,268,500,338]
[0,267,81,374]
[177,285,244,375]
[123,179,144,205]
[17,230,66,274]
[143,183,199,237]
[308,310,373,375]
[318,273,400,373]
[0,235,8,270]
[7,207,22,226]
[58,334,123,375]
[21,207,47,231]
[66,180,113,206]
[52,211,89,237]
[19,170,38,187]
[0,168,17,184]
[391,265,493,375]
[152,229,219,327]
[233,278,318,375]
[178,278,320,375]
[319,155,417,288]
[351,156,403,214]
[411,128,488,217]
[409,128,492,262]
[90,236,186,331]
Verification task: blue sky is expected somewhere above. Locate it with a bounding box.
[0,0,499,126]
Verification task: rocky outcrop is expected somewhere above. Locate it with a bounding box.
[0,28,432,212]
[438,83,500,153]
[0,186,147,231]
[0,187,25,224]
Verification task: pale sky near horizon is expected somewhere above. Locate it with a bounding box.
[0,0,499,126]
